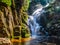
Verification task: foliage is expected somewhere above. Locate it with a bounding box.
[45,1,60,36]
[20,0,30,38]
[0,0,12,6]
[21,0,30,11]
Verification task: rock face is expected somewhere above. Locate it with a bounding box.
[0,0,30,38]
[0,38,12,45]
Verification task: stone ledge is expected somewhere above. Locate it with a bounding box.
[0,38,12,45]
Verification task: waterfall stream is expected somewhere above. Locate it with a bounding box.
[27,0,55,38]
[28,7,45,38]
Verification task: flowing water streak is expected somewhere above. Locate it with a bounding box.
[28,7,43,38]
[28,3,50,38]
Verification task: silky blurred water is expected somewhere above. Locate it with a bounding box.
[27,4,48,38]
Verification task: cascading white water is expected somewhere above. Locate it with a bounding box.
[28,7,45,38]
[27,1,53,38]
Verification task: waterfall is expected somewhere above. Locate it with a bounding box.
[27,0,56,38]
[28,6,45,38]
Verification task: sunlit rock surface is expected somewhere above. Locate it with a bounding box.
[0,38,12,45]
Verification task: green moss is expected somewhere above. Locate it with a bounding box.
[22,0,30,11]
[0,0,12,6]
[20,0,30,38]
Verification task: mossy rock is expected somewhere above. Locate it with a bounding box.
[22,0,30,11]
[0,0,12,6]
